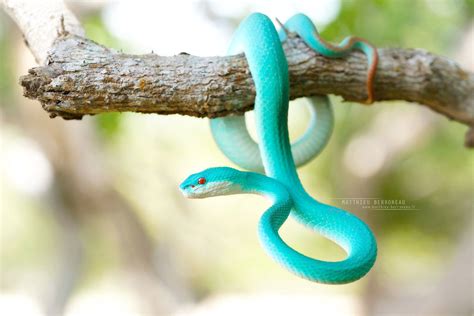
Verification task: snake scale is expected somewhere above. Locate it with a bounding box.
[180,13,378,284]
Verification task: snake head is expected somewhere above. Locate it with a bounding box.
[179,167,243,199]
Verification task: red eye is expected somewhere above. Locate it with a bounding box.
[198,177,206,185]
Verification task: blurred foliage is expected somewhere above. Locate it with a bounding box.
[82,12,128,50]
[0,1,473,314]
[0,12,14,103]
[323,0,473,53]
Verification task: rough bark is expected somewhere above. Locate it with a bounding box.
[19,33,474,127]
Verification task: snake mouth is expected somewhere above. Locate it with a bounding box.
[181,190,196,199]
[180,180,238,199]
[179,184,203,199]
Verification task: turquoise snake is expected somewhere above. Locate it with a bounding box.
[181,13,378,284]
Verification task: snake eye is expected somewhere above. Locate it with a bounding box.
[198,177,206,185]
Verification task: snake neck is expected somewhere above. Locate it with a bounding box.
[241,172,293,231]
[241,172,291,204]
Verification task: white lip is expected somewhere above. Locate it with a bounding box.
[180,188,191,197]
[180,187,199,199]
[180,181,236,199]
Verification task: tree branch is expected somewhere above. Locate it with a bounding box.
[4,0,474,146]
[20,34,474,125]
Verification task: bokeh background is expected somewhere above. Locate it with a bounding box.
[1,0,473,315]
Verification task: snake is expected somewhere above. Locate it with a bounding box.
[180,13,378,284]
